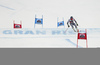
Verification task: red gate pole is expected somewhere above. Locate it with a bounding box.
[77,29,79,48]
[77,38,78,48]
[20,20,22,28]
[85,29,88,48]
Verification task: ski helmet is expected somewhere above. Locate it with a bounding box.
[70,16,73,19]
[70,16,73,20]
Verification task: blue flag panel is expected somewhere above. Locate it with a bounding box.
[35,18,43,24]
[57,21,64,27]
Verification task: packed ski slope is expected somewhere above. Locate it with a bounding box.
[0,28,100,48]
[0,0,100,48]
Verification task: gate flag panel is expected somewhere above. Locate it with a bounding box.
[34,15,43,28]
[13,20,22,29]
[57,17,65,28]
[77,29,88,48]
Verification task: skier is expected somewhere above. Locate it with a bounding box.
[67,16,78,32]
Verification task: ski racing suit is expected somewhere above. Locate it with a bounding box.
[67,18,78,31]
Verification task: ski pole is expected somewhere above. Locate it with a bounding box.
[64,28,69,33]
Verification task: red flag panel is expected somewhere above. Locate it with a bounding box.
[14,24,22,28]
[78,33,87,40]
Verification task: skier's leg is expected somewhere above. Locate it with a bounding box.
[70,23,76,32]
[72,27,76,32]
[74,23,78,32]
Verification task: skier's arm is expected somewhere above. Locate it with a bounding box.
[74,19,78,26]
[67,20,70,27]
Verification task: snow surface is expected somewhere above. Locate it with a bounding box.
[0,0,100,48]
[0,28,100,48]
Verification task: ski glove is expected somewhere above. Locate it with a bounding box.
[77,24,78,26]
